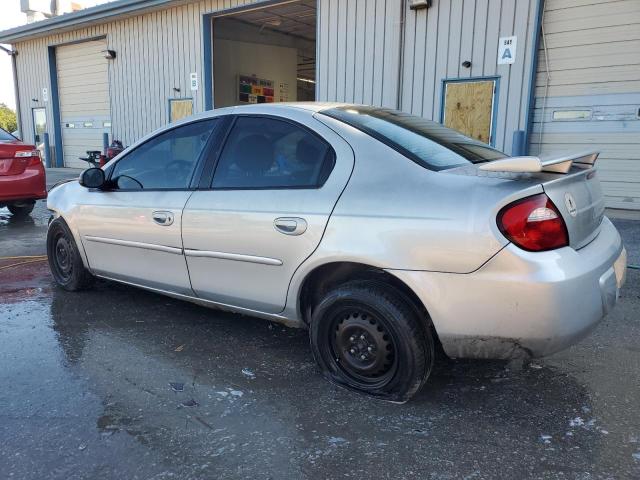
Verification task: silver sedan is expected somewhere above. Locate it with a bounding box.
[46,103,627,402]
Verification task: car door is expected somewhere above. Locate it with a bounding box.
[182,112,354,313]
[75,119,219,295]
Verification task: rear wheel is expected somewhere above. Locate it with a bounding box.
[47,218,94,291]
[8,201,35,217]
[310,281,434,402]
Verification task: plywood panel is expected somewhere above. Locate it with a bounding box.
[443,80,495,144]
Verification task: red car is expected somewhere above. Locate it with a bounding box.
[0,128,46,217]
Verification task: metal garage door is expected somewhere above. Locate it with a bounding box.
[56,39,112,168]
[530,0,640,210]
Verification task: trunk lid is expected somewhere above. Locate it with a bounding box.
[0,141,34,176]
[541,166,605,249]
[449,151,605,250]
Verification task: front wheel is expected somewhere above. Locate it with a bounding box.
[309,281,434,402]
[8,201,35,217]
[47,218,94,291]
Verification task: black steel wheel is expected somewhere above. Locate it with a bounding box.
[47,218,94,291]
[310,281,434,402]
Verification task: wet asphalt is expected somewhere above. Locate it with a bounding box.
[1,169,639,480]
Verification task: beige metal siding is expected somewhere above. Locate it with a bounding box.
[316,0,402,108]
[57,39,111,168]
[400,0,539,153]
[13,0,261,154]
[530,0,640,210]
[317,0,539,154]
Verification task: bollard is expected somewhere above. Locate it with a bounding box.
[511,130,526,157]
[103,132,109,155]
[43,132,51,168]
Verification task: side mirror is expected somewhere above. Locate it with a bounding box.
[79,168,106,189]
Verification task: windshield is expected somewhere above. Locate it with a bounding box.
[321,106,507,171]
[0,128,16,142]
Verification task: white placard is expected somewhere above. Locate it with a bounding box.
[498,36,517,65]
[190,72,198,91]
[42,87,48,102]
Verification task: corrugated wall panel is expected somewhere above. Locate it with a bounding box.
[396,0,538,153]
[530,0,640,210]
[13,0,262,154]
[316,0,402,108]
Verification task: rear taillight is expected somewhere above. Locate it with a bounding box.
[497,193,569,252]
[15,149,42,166]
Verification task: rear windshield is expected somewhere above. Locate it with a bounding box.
[0,128,15,142]
[321,106,507,171]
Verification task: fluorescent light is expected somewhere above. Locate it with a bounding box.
[297,77,316,84]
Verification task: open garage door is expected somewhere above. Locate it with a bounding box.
[212,0,316,108]
[56,39,112,168]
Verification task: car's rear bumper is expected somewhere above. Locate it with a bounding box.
[388,217,625,359]
[0,165,47,204]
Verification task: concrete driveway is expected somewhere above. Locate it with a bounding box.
[1,168,639,479]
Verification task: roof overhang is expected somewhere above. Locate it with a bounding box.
[0,0,191,44]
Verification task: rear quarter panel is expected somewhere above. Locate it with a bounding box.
[284,116,543,317]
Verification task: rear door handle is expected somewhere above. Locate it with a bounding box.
[152,210,174,226]
[274,217,307,236]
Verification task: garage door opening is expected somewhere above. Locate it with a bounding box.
[212,0,316,109]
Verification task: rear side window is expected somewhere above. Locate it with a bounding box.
[212,116,335,189]
[322,106,507,171]
[0,128,15,141]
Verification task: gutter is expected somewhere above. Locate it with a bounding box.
[523,0,545,155]
[0,0,189,43]
[0,45,21,138]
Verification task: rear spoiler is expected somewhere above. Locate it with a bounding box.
[478,152,598,174]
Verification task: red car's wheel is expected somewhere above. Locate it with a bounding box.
[8,201,35,217]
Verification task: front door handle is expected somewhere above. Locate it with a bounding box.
[274,217,307,236]
[152,210,174,226]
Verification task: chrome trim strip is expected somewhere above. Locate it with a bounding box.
[184,248,283,266]
[84,235,183,255]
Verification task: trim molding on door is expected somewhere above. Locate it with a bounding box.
[184,248,283,266]
[84,235,183,255]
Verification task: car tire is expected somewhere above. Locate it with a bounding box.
[47,218,94,291]
[8,201,35,217]
[310,281,434,402]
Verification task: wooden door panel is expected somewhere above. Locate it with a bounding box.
[443,80,495,144]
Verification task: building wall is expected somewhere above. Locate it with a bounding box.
[529,0,640,210]
[401,0,539,153]
[13,0,262,152]
[316,0,402,109]
[316,0,539,154]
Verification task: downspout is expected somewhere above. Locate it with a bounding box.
[0,45,21,138]
[395,0,406,110]
[523,0,545,155]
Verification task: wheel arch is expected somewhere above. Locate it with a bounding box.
[297,261,443,351]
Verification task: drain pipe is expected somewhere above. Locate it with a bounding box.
[0,45,21,138]
[395,0,406,110]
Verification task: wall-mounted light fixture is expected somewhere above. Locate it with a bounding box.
[408,0,432,10]
[461,60,472,69]
[103,49,116,60]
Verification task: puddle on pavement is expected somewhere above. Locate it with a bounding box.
[0,260,638,478]
[0,258,51,303]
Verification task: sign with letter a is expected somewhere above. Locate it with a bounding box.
[498,36,517,65]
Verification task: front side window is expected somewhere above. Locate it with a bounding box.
[110,120,216,190]
[322,106,507,171]
[212,116,335,189]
